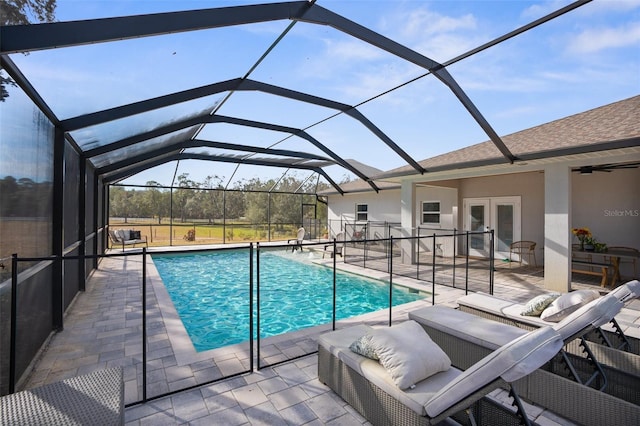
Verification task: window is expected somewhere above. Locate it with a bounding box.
[356,204,368,221]
[422,201,440,224]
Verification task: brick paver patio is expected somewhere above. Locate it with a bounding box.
[20,247,615,425]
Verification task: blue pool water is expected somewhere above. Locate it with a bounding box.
[152,249,426,351]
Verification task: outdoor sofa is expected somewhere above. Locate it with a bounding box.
[318,320,564,425]
[108,229,148,251]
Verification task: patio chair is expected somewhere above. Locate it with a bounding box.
[318,322,563,426]
[287,227,305,252]
[509,240,537,267]
[323,232,345,258]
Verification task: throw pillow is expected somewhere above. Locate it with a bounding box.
[115,229,129,240]
[349,334,379,360]
[368,320,451,390]
[540,289,600,322]
[521,293,561,316]
[130,230,141,240]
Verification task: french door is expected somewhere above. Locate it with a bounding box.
[464,197,521,259]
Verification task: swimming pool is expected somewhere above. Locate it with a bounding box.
[152,249,426,351]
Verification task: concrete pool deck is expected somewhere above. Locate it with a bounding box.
[20,246,624,425]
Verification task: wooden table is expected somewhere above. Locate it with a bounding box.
[573,248,640,287]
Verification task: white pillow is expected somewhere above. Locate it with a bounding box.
[540,289,599,322]
[521,293,560,316]
[368,320,451,390]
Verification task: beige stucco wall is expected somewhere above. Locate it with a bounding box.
[571,167,640,278]
[327,189,401,236]
[458,171,545,261]
[327,167,639,280]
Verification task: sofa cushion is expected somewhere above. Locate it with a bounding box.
[521,293,561,316]
[368,320,451,390]
[540,289,600,322]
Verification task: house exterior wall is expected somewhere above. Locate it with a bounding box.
[327,189,400,236]
[414,185,459,257]
[326,167,639,281]
[571,167,640,279]
[458,171,545,262]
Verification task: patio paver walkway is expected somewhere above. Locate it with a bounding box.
[19,248,618,425]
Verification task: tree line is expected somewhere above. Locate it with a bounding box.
[0,176,53,218]
[110,174,329,225]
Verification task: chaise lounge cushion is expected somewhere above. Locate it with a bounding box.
[409,305,526,349]
[540,289,599,322]
[424,326,562,418]
[552,294,623,341]
[367,320,451,389]
[318,324,460,416]
[610,280,640,303]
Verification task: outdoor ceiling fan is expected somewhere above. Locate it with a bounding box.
[573,162,640,174]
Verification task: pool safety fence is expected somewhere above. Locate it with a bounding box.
[2,233,494,405]
[343,229,496,295]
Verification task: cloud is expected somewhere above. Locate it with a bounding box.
[576,0,640,14]
[521,0,572,20]
[323,38,385,61]
[399,8,477,38]
[566,22,640,54]
[379,5,478,61]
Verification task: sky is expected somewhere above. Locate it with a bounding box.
[3,0,640,188]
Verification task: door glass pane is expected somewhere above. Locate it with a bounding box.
[497,204,514,252]
[470,205,485,250]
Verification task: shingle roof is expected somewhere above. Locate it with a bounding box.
[386,94,640,177]
[325,95,639,194]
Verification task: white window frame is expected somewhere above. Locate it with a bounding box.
[355,203,368,222]
[421,201,441,225]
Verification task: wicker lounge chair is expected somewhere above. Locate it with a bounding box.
[318,322,563,425]
[408,290,640,425]
[455,281,640,354]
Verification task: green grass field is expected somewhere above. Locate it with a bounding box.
[108,220,302,247]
